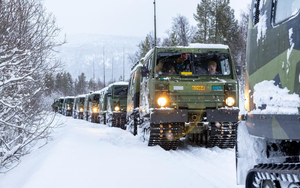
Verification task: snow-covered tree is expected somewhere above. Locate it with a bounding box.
[0,0,63,171]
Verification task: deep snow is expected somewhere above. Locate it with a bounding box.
[0,114,243,188]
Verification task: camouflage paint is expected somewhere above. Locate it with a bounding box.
[245,0,300,140]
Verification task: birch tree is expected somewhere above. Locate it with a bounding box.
[0,0,63,171]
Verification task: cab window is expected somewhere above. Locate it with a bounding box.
[275,0,300,23]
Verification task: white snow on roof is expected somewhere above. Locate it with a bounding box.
[108,81,128,86]
[187,43,229,49]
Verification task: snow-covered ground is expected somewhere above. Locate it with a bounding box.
[0,114,243,188]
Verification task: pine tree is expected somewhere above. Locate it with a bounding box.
[194,0,242,64]
[193,0,212,43]
[55,73,63,93]
[88,78,96,92]
[162,30,180,47]
[74,73,87,95]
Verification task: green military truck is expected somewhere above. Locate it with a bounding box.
[127,44,240,150]
[56,97,64,114]
[84,91,101,123]
[99,82,128,129]
[72,94,86,119]
[236,0,300,187]
[52,98,60,112]
[62,96,75,116]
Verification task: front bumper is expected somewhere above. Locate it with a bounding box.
[150,109,188,124]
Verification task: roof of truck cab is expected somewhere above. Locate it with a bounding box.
[156,43,229,50]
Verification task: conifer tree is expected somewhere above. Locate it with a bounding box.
[74,73,87,95]
[88,78,96,92]
[194,0,241,64]
[193,0,212,43]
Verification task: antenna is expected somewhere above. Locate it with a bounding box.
[123,48,125,81]
[103,47,105,87]
[153,0,157,46]
[112,56,114,82]
[93,59,95,91]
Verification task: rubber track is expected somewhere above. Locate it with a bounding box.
[148,123,184,150]
[207,123,237,149]
[112,116,126,129]
[247,163,300,188]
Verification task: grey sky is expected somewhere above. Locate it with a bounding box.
[44,0,251,38]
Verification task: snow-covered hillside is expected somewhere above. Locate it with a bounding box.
[0,114,243,188]
[57,34,143,82]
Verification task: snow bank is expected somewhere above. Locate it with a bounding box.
[0,115,243,188]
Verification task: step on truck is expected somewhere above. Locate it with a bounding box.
[236,0,300,187]
[127,44,240,150]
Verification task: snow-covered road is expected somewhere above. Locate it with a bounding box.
[0,114,243,188]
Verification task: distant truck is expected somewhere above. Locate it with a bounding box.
[127,44,240,150]
[84,91,101,123]
[99,82,128,129]
[72,94,85,119]
[62,96,75,116]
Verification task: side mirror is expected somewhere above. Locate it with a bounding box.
[235,65,242,76]
[141,66,150,77]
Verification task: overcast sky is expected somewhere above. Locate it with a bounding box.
[43,0,251,38]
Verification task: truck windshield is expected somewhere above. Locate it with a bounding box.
[65,99,74,103]
[114,86,128,96]
[155,52,231,76]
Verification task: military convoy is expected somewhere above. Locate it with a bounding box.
[236,0,300,187]
[50,0,300,185]
[54,44,240,151]
[127,44,240,150]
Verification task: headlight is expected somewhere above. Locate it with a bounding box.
[225,97,235,107]
[79,107,84,112]
[92,107,98,113]
[114,106,120,112]
[67,106,71,110]
[157,97,167,107]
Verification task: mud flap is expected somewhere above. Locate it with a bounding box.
[150,109,188,124]
[207,108,239,122]
[113,112,127,129]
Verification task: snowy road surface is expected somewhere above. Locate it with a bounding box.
[0,114,243,188]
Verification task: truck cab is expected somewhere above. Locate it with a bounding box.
[128,44,240,150]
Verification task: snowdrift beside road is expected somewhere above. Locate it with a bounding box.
[0,114,243,188]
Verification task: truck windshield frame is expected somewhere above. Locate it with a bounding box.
[155,52,232,77]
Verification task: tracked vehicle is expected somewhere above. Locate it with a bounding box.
[57,97,64,114]
[127,44,240,150]
[99,82,128,129]
[84,91,101,123]
[236,0,300,187]
[73,94,85,119]
[62,96,75,116]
